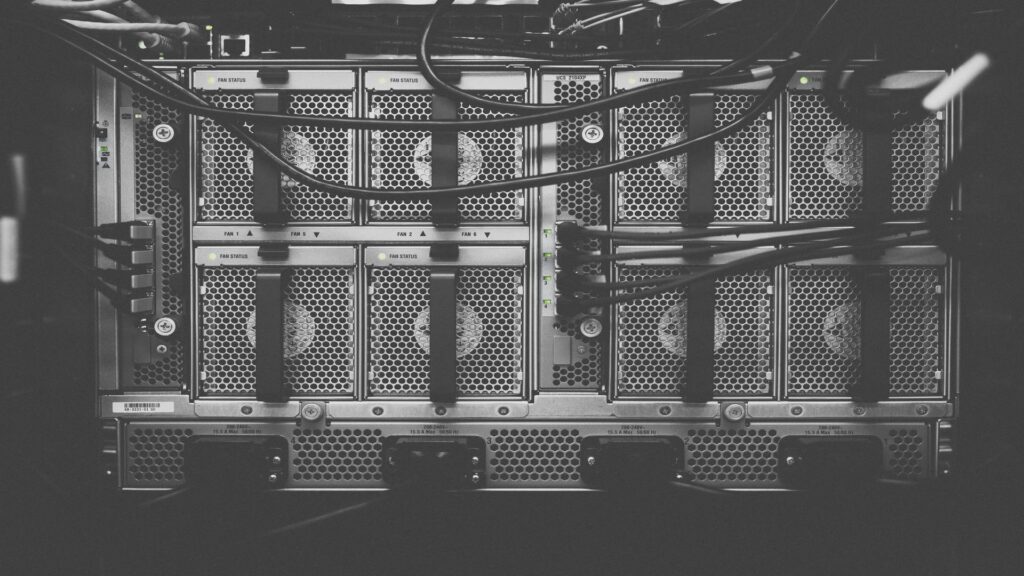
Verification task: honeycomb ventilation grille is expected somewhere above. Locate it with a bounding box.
[685,428,780,485]
[886,429,925,480]
[555,77,605,226]
[199,267,356,395]
[488,428,582,485]
[615,266,773,396]
[131,91,185,388]
[199,92,353,222]
[291,428,384,485]
[787,92,943,220]
[786,266,942,396]
[368,267,524,396]
[615,92,772,222]
[369,91,524,222]
[125,427,193,486]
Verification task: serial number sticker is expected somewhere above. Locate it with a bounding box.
[112,401,175,414]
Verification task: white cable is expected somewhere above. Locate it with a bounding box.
[64,19,191,38]
[118,1,159,24]
[923,52,991,112]
[30,0,128,10]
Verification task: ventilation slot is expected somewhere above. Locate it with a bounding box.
[787,92,943,220]
[125,427,193,487]
[615,266,773,396]
[368,91,525,222]
[291,428,384,486]
[199,92,353,222]
[786,266,942,396]
[368,267,524,397]
[488,428,582,486]
[199,267,356,396]
[684,428,780,485]
[615,92,772,223]
[886,429,925,480]
[131,91,185,388]
[555,77,606,226]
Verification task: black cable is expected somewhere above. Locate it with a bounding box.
[565,225,925,292]
[414,0,793,113]
[21,17,765,133]
[32,18,794,201]
[710,0,802,77]
[298,23,652,60]
[562,218,883,244]
[660,0,737,33]
[568,223,923,265]
[821,31,937,131]
[573,231,931,308]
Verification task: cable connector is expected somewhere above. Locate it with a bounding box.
[556,221,584,245]
[96,268,154,290]
[92,220,154,242]
[96,241,154,266]
[555,246,581,269]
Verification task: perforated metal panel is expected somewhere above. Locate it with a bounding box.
[615,92,772,223]
[199,92,353,222]
[290,428,384,485]
[615,266,773,396]
[199,267,355,395]
[787,92,943,220]
[487,428,582,486]
[684,428,780,485]
[131,91,186,388]
[555,77,606,225]
[125,427,193,486]
[886,428,926,479]
[785,266,942,396]
[130,137,185,382]
[368,92,524,222]
[368,267,525,396]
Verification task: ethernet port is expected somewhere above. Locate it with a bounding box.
[219,35,250,58]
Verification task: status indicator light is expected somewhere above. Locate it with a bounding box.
[799,76,810,85]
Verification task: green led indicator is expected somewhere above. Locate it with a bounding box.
[799,76,810,85]
[100,146,109,153]
[543,252,553,259]
[542,299,552,306]
[543,275,552,283]
[205,24,214,31]
[543,228,552,237]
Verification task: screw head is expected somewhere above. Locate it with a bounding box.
[241,405,253,415]
[270,455,282,466]
[470,473,481,485]
[153,316,177,337]
[372,406,384,416]
[916,405,929,416]
[471,456,480,466]
[435,406,447,416]
[155,344,168,355]
[586,456,597,466]
[267,473,279,484]
[300,403,323,421]
[497,406,509,416]
[785,456,797,466]
[152,123,175,143]
[853,406,866,416]
[659,405,672,416]
[580,123,605,144]
[723,403,746,422]
[578,316,604,339]
[790,406,804,416]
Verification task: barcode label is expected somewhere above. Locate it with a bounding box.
[112,401,175,414]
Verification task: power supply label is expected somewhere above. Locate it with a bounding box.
[112,401,175,414]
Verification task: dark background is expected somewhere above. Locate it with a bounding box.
[1,1,1022,574]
